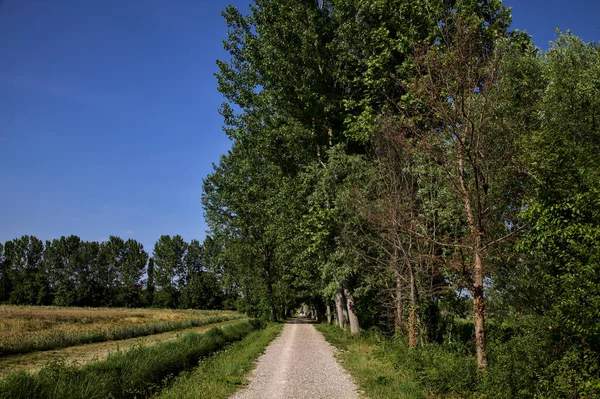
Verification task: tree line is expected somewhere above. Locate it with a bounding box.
[204,0,599,396]
[0,234,230,309]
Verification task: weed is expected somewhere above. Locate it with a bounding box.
[315,324,425,399]
[158,322,283,398]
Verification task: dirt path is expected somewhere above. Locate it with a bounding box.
[231,317,360,399]
[0,319,245,378]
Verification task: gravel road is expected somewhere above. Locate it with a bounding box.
[230,317,360,399]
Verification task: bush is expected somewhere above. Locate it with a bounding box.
[483,329,553,398]
[382,340,477,396]
[484,319,600,399]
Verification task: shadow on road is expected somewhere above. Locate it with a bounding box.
[285,315,317,324]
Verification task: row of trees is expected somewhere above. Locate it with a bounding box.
[204,0,599,395]
[0,235,228,309]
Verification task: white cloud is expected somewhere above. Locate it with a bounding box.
[124,230,134,236]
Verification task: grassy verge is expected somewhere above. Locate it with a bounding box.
[0,318,248,379]
[315,324,426,399]
[0,311,243,356]
[158,322,284,399]
[0,320,263,399]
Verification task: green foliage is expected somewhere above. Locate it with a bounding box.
[0,242,7,302]
[1,234,227,310]
[3,236,47,305]
[145,257,155,306]
[152,235,188,308]
[517,32,600,350]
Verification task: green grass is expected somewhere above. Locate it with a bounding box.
[0,320,263,399]
[158,322,284,399]
[0,305,243,356]
[315,324,426,399]
[1,314,244,356]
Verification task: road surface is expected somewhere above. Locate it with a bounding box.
[231,317,360,399]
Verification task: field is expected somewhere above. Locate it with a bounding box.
[0,305,241,356]
[0,320,270,399]
[0,305,276,399]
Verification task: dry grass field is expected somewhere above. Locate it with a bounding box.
[0,318,247,378]
[0,305,241,356]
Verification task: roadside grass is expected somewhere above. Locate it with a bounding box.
[0,305,241,356]
[0,318,248,378]
[158,322,284,399]
[0,320,263,399]
[315,324,426,399]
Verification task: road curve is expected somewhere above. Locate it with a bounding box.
[230,317,360,399]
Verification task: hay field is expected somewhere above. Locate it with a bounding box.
[0,305,240,356]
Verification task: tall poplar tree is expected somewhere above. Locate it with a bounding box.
[152,235,187,308]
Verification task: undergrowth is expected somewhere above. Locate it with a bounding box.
[319,320,600,399]
[315,323,426,399]
[158,322,283,399]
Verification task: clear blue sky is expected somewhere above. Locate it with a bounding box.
[1,0,598,254]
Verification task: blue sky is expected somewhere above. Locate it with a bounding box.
[1,0,598,255]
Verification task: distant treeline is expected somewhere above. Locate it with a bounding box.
[0,234,233,309]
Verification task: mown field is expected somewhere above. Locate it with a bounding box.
[0,305,241,356]
[0,306,281,399]
[0,321,275,399]
[0,306,282,399]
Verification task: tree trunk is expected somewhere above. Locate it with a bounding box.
[266,281,277,322]
[326,303,332,324]
[343,286,360,335]
[394,268,404,334]
[458,151,488,370]
[335,289,347,328]
[408,262,418,349]
[473,250,488,370]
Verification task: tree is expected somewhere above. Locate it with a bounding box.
[212,0,438,324]
[145,257,155,306]
[519,31,600,354]
[118,239,148,307]
[76,241,104,306]
[5,236,47,305]
[0,242,10,303]
[299,145,378,334]
[399,7,522,369]
[152,235,187,308]
[100,236,126,306]
[180,239,204,309]
[211,0,509,329]
[45,236,82,306]
[203,141,284,321]
[355,119,450,345]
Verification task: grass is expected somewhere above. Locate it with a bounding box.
[315,324,426,399]
[0,305,241,356]
[0,320,263,399]
[158,322,283,399]
[0,318,248,378]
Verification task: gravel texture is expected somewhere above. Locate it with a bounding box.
[230,317,360,399]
